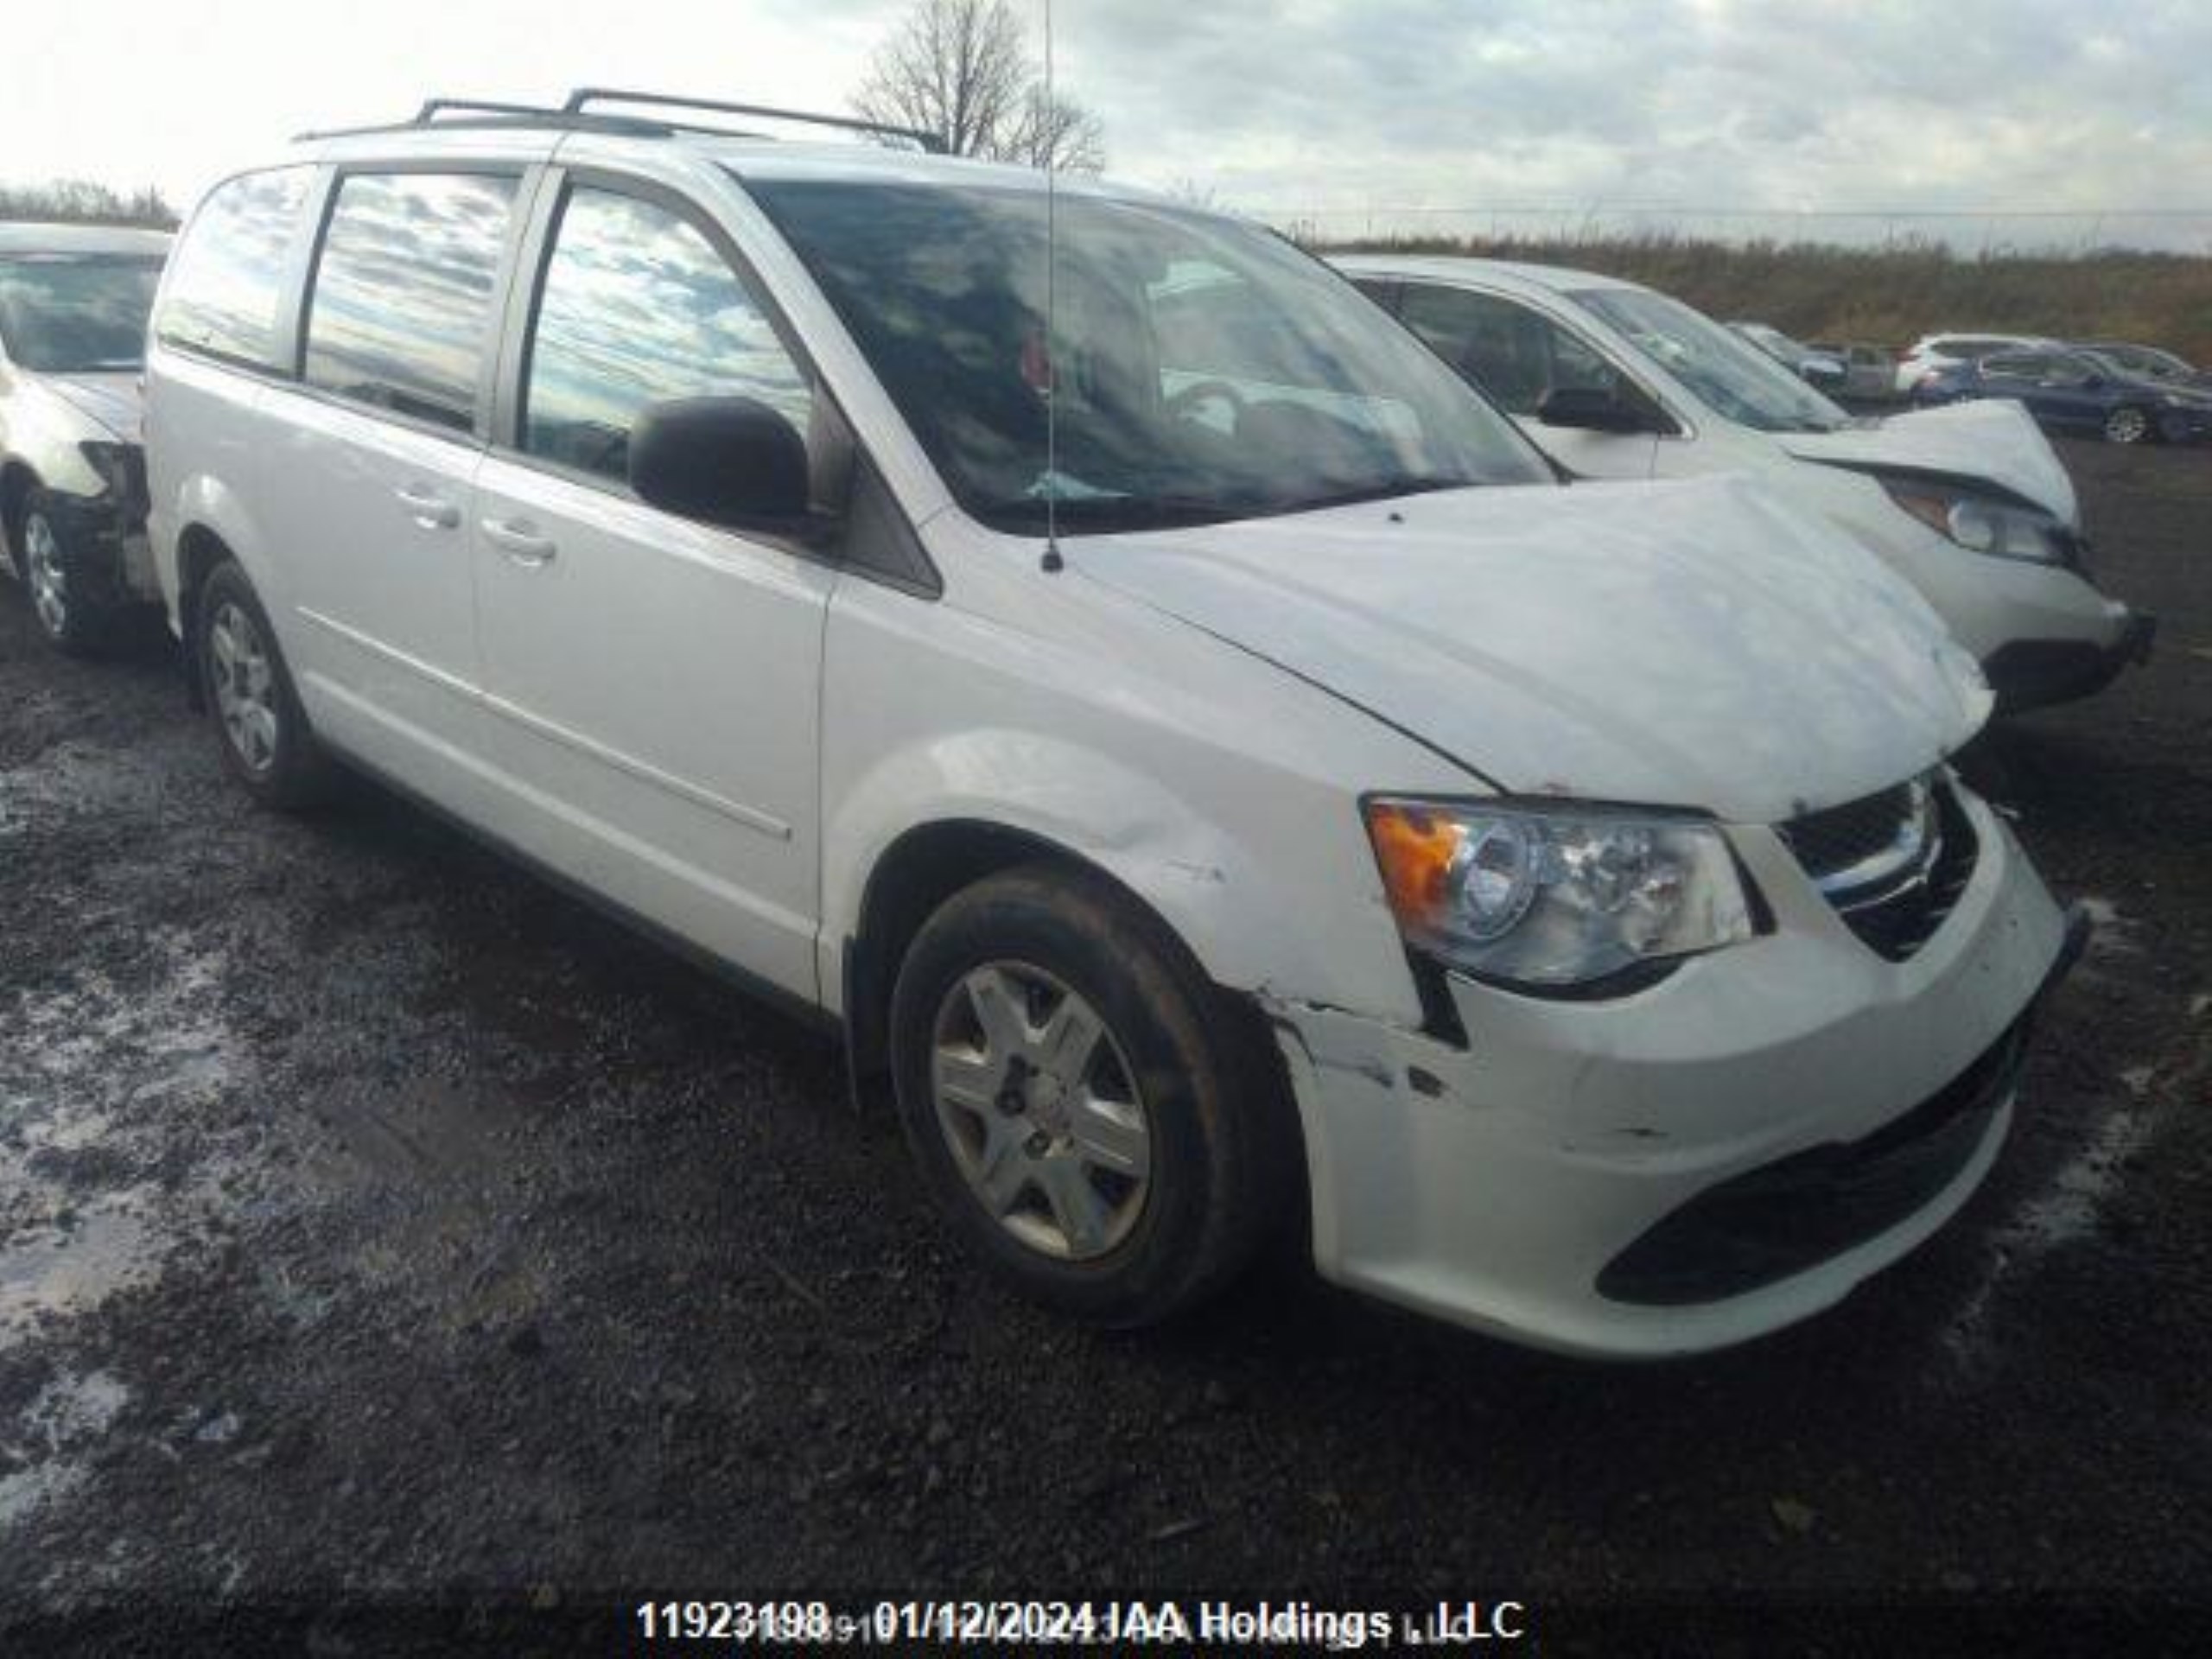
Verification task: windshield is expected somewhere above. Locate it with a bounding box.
[1576,287,1850,435]
[745,179,1551,533]
[0,255,164,372]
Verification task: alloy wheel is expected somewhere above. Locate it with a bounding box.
[930,962,1152,1262]
[208,601,280,773]
[2105,406,2149,445]
[24,514,68,639]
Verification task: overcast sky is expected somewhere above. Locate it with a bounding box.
[8,0,2210,247]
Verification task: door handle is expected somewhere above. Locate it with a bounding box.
[394,484,461,531]
[481,517,557,566]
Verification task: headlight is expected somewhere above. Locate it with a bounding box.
[1363,798,1756,988]
[1880,477,2070,565]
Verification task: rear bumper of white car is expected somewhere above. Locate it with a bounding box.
[1268,781,2074,1359]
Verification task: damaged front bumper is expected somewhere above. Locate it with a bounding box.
[1265,787,2074,1358]
[42,479,160,610]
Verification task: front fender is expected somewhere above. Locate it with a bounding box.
[823,728,1273,1007]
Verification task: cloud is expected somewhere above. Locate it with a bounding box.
[3,1,2208,249]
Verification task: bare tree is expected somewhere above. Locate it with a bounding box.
[1004,86,1105,174]
[853,0,1105,172]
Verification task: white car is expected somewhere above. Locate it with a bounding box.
[0,223,172,652]
[144,95,2079,1358]
[1729,321,1847,394]
[1894,332,2055,397]
[1339,258,2152,712]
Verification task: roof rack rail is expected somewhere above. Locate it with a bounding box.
[295,99,670,143]
[295,90,947,153]
[562,88,945,153]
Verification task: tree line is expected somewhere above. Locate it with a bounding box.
[0,178,178,228]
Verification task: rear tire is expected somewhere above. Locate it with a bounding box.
[194,560,337,810]
[887,864,1293,1327]
[17,490,116,657]
[2103,404,2152,445]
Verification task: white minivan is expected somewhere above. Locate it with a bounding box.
[1338,257,2153,712]
[146,95,2082,1358]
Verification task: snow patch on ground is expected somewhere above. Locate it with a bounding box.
[0,928,248,1351]
[1943,1084,2154,1370]
[0,1369,130,1531]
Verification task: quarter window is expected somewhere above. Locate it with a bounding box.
[303,171,518,434]
[156,168,312,368]
[522,187,813,481]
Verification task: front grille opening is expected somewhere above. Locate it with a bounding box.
[1779,776,1979,963]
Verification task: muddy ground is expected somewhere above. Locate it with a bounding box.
[0,439,2207,1647]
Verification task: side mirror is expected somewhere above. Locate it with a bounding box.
[1535,385,1662,435]
[629,396,811,533]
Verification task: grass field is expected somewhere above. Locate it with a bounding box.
[1324,232,2212,365]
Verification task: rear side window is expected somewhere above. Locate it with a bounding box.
[156,168,311,368]
[304,171,518,434]
[521,186,812,480]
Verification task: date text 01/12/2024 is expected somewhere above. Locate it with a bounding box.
[632,1599,1530,1645]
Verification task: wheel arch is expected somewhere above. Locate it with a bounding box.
[842,816,1217,1084]
[840,812,1311,1238]
[173,522,238,709]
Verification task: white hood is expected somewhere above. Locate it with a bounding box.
[1071,474,1991,825]
[41,372,143,442]
[1777,400,2077,525]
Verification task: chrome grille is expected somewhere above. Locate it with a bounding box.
[1778,775,1978,962]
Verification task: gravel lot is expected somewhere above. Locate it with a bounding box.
[1,439,2207,1644]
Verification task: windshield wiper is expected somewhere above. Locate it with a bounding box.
[980,493,1254,533]
[1275,476,1470,514]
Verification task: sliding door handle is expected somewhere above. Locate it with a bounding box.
[394,484,460,531]
[482,517,558,566]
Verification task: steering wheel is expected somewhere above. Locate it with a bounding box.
[1166,378,1249,428]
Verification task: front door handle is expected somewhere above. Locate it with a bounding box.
[394,483,461,531]
[482,517,557,566]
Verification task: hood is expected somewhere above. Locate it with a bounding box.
[1070,473,1990,827]
[1776,399,2077,524]
[39,372,143,441]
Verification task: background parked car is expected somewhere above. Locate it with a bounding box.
[2073,340,2208,391]
[1808,340,1900,401]
[1729,321,1847,393]
[1914,346,2212,445]
[0,222,170,652]
[1893,332,2054,397]
[1338,255,2152,712]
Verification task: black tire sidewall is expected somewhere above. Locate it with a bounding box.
[888,868,1267,1325]
[194,562,329,808]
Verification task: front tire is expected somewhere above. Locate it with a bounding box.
[18,490,114,657]
[194,560,335,810]
[888,865,1291,1326]
[2103,404,2152,445]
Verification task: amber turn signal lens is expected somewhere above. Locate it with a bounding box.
[1365,801,1463,921]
